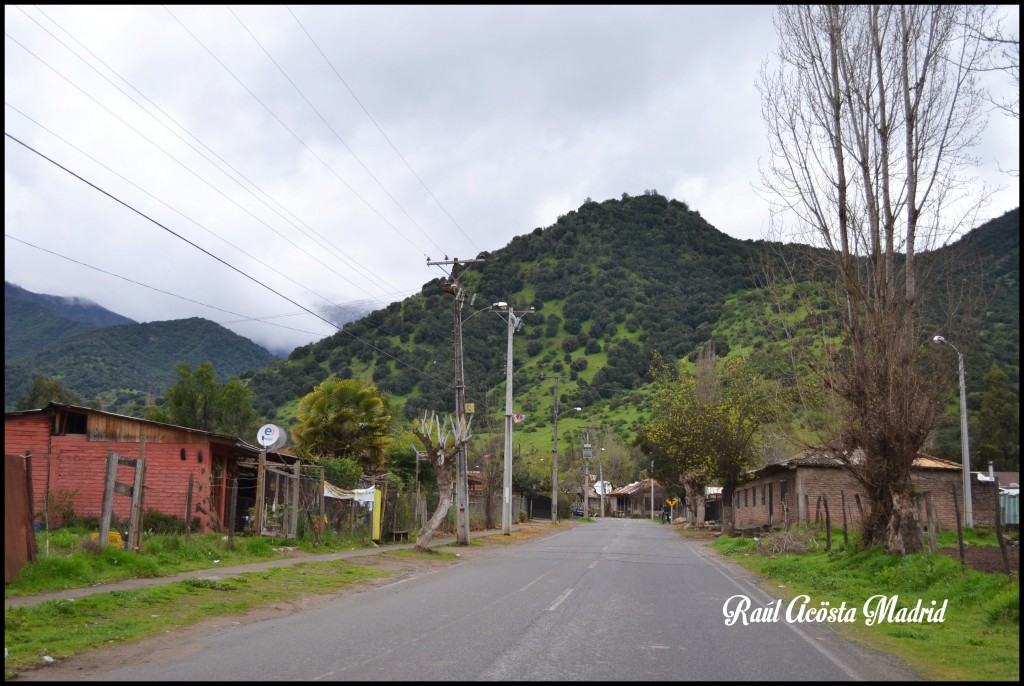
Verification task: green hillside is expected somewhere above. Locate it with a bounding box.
[245,195,1019,465]
[5,317,278,412]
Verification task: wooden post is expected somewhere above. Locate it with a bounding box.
[228,477,238,545]
[923,492,937,553]
[291,462,301,540]
[804,494,810,528]
[822,493,832,551]
[840,491,848,547]
[318,466,326,536]
[854,493,864,522]
[814,495,822,532]
[23,450,37,561]
[184,472,194,539]
[254,449,267,536]
[129,452,146,551]
[952,482,966,573]
[100,449,118,546]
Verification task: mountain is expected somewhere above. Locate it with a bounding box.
[245,194,1019,463]
[5,195,1017,467]
[4,315,278,412]
[5,281,136,360]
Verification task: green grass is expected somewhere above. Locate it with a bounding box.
[6,528,377,598]
[710,528,1019,681]
[4,560,392,677]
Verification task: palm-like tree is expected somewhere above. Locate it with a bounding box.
[291,377,391,470]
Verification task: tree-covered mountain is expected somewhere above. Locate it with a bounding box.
[245,194,1019,466]
[5,281,136,360]
[5,194,1017,471]
[4,316,278,412]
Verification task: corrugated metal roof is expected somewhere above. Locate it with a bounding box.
[608,478,659,496]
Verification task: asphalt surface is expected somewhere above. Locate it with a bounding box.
[4,528,506,609]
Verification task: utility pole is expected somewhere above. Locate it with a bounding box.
[427,256,483,545]
[541,374,579,523]
[497,303,531,535]
[551,378,561,524]
[582,430,592,518]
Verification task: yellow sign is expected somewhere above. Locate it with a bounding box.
[666,498,678,507]
[465,403,475,414]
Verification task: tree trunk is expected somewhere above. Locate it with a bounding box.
[683,480,706,526]
[416,466,454,550]
[721,483,735,536]
[882,489,924,555]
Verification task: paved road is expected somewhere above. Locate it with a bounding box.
[11,519,918,681]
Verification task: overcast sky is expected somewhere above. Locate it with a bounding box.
[5,5,1019,355]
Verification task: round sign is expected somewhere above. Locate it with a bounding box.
[256,424,282,448]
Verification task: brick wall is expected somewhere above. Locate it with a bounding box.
[5,415,218,531]
[731,465,998,532]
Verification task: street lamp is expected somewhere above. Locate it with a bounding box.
[492,302,533,535]
[933,335,972,528]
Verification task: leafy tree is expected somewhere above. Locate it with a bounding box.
[639,349,773,532]
[144,361,260,439]
[291,377,391,472]
[976,364,1020,471]
[15,374,82,410]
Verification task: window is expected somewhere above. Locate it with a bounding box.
[52,409,87,435]
[744,489,748,507]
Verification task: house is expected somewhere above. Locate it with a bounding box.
[607,478,665,517]
[732,447,999,531]
[4,402,294,533]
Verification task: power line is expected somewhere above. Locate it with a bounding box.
[21,3,400,298]
[287,5,481,255]
[4,21,400,304]
[4,233,333,339]
[229,5,450,258]
[5,132,454,392]
[163,5,436,261]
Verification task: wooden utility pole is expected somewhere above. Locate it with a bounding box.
[427,256,483,545]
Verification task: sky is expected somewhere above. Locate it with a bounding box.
[5,5,1019,355]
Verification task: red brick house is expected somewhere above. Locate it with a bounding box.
[4,402,293,533]
[732,448,999,531]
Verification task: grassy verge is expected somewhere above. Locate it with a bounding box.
[709,527,1019,682]
[5,528,378,598]
[4,559,395,678]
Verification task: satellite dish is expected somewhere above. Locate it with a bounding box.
[256,424,287,449]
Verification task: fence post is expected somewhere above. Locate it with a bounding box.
[924,492,937,553]
[840,491,848,547]
[952,482,966,573]
[185,472,194,540]
[822,493,832,551]
[100,449,118,546]
[228,477,238,545]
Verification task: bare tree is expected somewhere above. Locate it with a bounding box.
[756,5,999,553]
[410,410,472,550]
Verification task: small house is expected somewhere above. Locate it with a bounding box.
[4,402,294,533]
